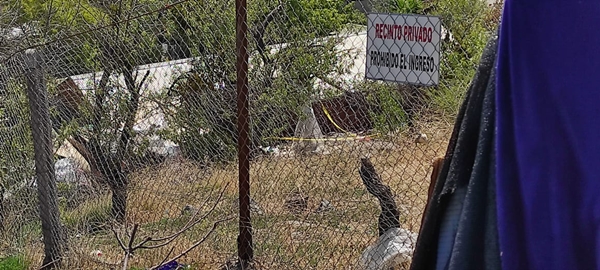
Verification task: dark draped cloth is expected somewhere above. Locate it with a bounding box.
[410,31,500,270]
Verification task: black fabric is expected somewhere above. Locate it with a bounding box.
[410,32,500,270]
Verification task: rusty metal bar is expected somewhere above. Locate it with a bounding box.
[235,0,253,264]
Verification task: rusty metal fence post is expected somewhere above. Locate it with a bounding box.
[236,0,253,266]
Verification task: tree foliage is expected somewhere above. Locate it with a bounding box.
[0,76,37,234]
[0,0,184,224]
[428,0,494,115]
[162,0,365,163]
[0,0,501,222]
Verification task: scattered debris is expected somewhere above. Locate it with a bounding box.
[415,133,428,144]
[292,105,325,154]
[219,257,258,270]
[315,199,335,213]
[55,157,89,184]
[291,231,306,241]
[286,220,345,234]
[55,157,100,209]
[284,192,309,214]
[181,205,197,216]
[157,261,189,270]
[259,145,280,155]
[89,249,103,258]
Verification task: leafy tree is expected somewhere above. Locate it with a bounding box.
[427,0,493,116]
[11,0,167,223]
[163,0,366,163]
[61,5,163,223]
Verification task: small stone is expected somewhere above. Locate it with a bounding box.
[415,133,428,144]
[181,205,197,215]
[291,231,305,241]
[315,199,334,213]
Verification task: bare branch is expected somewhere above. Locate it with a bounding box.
[113,182,230,270]
[127,224,139,251]
[116,223,140,270]
[148,216,235,270]
[136,70,151,92]
[117,68,147,159]
[156,246,176,269]
[359,157,401,236]
[111,226,127,251]
[37,259,60,270]
[135,182,229,249]
[251,2,284,64]
[93,69,111,134]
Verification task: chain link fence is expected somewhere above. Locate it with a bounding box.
[0,0,502,269]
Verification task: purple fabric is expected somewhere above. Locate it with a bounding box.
[495,1,600,270]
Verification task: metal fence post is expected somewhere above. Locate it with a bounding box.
[235,0,253,266]
[23,49,64,269]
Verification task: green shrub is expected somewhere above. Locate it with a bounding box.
[355,81,409,135]
[162,0,365,164]
[427,0,497,116]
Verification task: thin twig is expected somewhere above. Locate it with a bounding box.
[121,223,139,270]
[111,225,127,251]
[122,253,130,270]
[142,182,228,244]
[127,224,139,251]
[136,182,229,249]
[156,246,176,268]
[37,258,60,270]
[148,216,235,270]
[136,70,151,92]
[113,182,230,270]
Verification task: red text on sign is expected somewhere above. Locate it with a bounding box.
[374,23,433,43]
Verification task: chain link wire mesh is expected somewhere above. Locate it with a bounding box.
[0,0,503,269]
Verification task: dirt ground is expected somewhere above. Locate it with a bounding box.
[10,121,452,269]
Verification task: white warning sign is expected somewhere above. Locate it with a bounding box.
[366,13,441,86]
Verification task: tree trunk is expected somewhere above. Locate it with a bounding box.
[86,140,130,223]
[110,181,128,223]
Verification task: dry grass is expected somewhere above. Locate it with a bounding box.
[9,121,452,270]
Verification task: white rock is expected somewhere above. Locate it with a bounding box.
[358,228,418,270]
